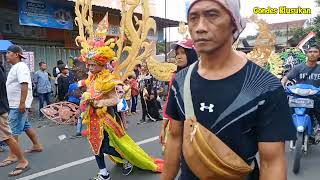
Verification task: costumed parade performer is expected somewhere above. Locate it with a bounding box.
[78,38,163,180]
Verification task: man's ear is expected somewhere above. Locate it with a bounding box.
[231,23,237,34]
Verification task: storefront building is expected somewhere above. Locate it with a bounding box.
[0,0,180,73]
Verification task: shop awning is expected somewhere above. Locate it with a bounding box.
[0,40,13,52]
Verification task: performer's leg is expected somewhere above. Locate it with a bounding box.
[93,136,111,180]
[100,131,133,176]
[100,132,122,158]
[94,152,111,180]
[95,153,107,170]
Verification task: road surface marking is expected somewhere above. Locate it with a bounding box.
[17,136,160,180]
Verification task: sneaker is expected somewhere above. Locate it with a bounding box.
[122,160,133,176]
[147,115,157,122]
[137,120,146,125]
[91,173,111,180]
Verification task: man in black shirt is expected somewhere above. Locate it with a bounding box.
[161,1,296,180]
[57,64,70,101]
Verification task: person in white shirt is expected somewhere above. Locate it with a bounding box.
[5,45,43,159]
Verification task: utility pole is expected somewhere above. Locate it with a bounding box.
[286,23,289,47]
[164,0,167,62]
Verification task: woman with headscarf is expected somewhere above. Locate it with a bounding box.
[160,39,198,150]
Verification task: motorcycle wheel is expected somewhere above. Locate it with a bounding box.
[293,132,303,174]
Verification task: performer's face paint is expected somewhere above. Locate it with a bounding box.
[188,0,235,55]
[87,61,104,74]
[307,47,320,62]
[175,47,188,68]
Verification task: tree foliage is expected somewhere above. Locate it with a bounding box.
[290,16,320,46]
[156,41,165,54]
[289,1,320,46]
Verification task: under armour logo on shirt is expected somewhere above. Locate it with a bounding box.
[200,103,214,112]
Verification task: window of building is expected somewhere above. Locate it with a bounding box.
[3,23,14,33]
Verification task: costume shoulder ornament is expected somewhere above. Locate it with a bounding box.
[243,15,306,78]
[75,0,176,82]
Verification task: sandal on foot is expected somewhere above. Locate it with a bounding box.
[24,148,43,153]
[0,159,18,167]
[8,166,30,177]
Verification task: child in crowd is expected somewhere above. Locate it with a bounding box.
[67,77,83,137]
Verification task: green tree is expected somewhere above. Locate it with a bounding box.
[156,41,165,54]
[290,16,320,46]
[289,0,320,45]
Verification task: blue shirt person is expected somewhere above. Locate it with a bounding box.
[34,62,52,117]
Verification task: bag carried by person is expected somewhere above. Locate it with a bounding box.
[182,63,253,180]
[117,98,129,112]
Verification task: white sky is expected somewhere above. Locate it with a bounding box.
[240,0,319,37]
[166,0,319,41]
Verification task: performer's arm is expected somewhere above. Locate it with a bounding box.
[161,120,183,180]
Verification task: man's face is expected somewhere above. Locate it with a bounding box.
[188,1,235,54]
[87,61,104,74]
[40,63,47,71]
[6,51,20,64]
[307,47,320,62]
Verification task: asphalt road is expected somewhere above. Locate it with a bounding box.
[0,111,320,180]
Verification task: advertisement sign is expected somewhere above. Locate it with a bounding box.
[22,52,35,72]
[19,0,73,30]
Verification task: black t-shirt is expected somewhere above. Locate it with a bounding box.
[0,65,9,114]
[57,75,70,101]
[165,61,296,180]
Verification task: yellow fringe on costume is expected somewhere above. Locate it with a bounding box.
[80,69,163,172]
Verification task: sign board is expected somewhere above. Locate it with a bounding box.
[22,52,35,72]
[19,0,73,30]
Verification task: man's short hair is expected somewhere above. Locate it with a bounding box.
[309,45,320,50]
[57,60,64,65]
[39,62,46,66]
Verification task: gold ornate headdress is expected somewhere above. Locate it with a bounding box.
[246,15,275,67]
[75,0,177,81]
[244,15,283,78]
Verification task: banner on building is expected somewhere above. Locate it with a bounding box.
[19,0,73,30]
[22,52,35,72]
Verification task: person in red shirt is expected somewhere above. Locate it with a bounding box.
[160,39,198,149]
[129,75,139,114]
